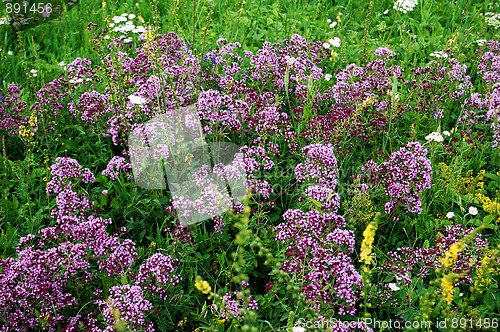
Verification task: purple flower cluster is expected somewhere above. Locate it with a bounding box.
[461,40,500,148]
[275,144,361,314]
[219,291,259,319]
[360,142,432,216]
[0,84,28,135]
[99,285,154,332]
[102,156,132,180]
[136,253,182,300]
[46,157,95,195]
[0,157,181,330]
[303,50,402,146]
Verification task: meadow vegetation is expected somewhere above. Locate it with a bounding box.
[1,0,500,331]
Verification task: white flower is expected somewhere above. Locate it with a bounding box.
[108,23,115,28]
[443,130,451,136]
[485,13,500,29]
[468,206,478,216]
[327,18,332,23]
[322,42,331,49]
[123,37,133,43]
[128,14,136,20]
[285,55,296,66]
[325,73,332,81]
[388,283,400,291]
[69,78,84,84]
[133,26,147,33]
[476,39,487,46]
[7,51,12,56]
[329,37,341,47]
[30,69,38,77]
[446,212,455,219]
[393,0,418,13]
[430,51,448,58]
[0,17,8,25]
[103,35,111,40]
[128,94,147,105]
[329,21,338,28]
[383,9,390,15]
[425,132,444,142]
[293,328,306,332]
[58,61,66,67]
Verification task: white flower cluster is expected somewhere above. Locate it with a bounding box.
[323,37,341,49]
[393,0,418,13]
[476,39,488,46]
[0,17,9,25]
[425,130,450,143]
[326,18,338,29]
[430,51,448,58]
[485,12,500,29]
[323,18,341,50]
[104,13,147,42]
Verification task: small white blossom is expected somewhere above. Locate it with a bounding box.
[323,42,331,49]
[383,9,390,15]
[128,94,147,105]
[0,17,8,25]
[7,51,12,56]
[327,18,332,23]
[30,69,38,77]
[430,51,448,58]
[128,14,136,20]
[329,37,341,47]
[325,73,332,81]
[293,328,306,332]
[443,130,451,136]
[476,39,487,46]
[468,206,478,216]
[446,212,455,219]
[388,283,400,291]
[103,35,111,40]
[329,21,338,28]
[425,132,444,142]
[485,12,500,29]
[285,55,296,66]
[133,26,147,34]
[393,0,418,14]
[69,78,84,84]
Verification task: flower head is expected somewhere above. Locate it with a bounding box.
[388,283,400,291]
[128,94,147,105]
[468,206,478,216]
[425,131,444,142]
[194,276,212,294]
[393,0,418,13]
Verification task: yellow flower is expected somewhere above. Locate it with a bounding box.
[359,213,379,265]
[28,114,37,127]
[441,273,459,304]
[145,29,155,41]
[18,125,34,138]
[177,317,187,327]
[194,276,212,294]
[440,240,465,268]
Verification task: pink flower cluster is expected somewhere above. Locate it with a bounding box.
[360,142,432,217]
[0,158,181,330]
[274,144,361,314]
